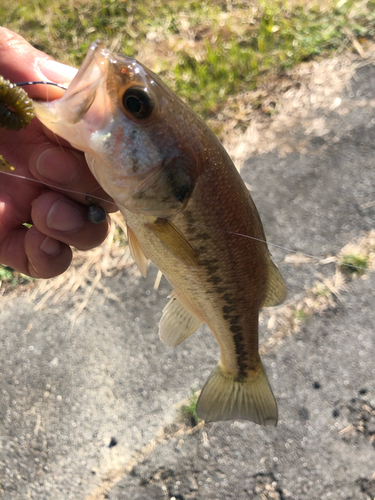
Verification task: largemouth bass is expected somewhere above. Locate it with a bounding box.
[34,41,287,426]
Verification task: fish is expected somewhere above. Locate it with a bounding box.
[33,40,287,426]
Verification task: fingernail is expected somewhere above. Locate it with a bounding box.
[41,60,78,84]
[36,147,82,184]
[40,236,61,256]
[47,199,84,232]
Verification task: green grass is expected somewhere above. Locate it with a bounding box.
[340,253,369,275]
[1,0,375,118]
[172,1,375,117]
[178,389,201,427]
[0,265,13,283]
[315,283,331,297]
[292,309,309,322]
[0,265,33,287]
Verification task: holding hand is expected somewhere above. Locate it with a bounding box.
[0,27,117,279]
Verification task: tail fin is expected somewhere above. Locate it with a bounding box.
[196,361,278,426]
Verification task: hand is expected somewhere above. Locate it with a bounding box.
[0,28,117,279]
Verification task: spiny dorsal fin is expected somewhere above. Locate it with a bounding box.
[262,260,287,308]
[146,219,199,267]
[127,224,148,278]
[159,290,203,348]
[196,361,278,426]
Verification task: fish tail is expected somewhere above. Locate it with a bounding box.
[196,361,278,426]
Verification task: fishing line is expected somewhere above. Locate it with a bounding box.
[15,81,67,90]
[0,169,370,272]
[166,219,370,272]
[0,76,34,130]
[0,170,113,206]
[0,80,371,272]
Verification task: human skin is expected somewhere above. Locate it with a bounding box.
[0,27,118,279]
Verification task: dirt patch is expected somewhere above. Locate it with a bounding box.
[357,477,375,499]
[337,393,375,447]
[221,44,375,170]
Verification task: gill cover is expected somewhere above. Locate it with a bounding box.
[104,50,199,217]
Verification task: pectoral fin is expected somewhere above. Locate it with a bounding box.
[262,260,287,308]
[146,219,199,267]
[159,290,203,348]
[127,224,148,278]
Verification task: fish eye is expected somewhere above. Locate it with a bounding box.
[122,87,153,120]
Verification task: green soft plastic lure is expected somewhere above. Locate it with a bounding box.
[0,75,35,130]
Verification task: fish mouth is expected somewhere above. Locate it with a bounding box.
[34,40,114,150]
[57,40,111,126]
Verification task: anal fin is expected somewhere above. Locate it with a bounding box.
[196,360,278,426]
[262,260,287,308]
[159,290,203,348]
[127,224,148,278]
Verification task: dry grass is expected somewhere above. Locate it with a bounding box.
[29,212,137,330]
[259,230,375,356]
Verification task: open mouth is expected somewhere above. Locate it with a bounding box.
[56,40,111,126]
[33,41,115,150]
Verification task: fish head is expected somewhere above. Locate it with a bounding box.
[34,41,201,217]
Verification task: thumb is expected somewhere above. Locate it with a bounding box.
[0,27,77,100]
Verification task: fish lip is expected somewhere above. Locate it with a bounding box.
[53,40,110,126]
[34,40,110,128]
[33,40,114,153]
[65,40,110,98]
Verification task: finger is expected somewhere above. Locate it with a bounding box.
[0,166,40,227]
[0,222,29,275]
[0,27,77,100]
[28,142,117,213]
[0,191,72,278]
[0,186,32,275]
[25,226,73,279]
[1,130,117,214]
[31,191,110,251]
[0,220,72,279]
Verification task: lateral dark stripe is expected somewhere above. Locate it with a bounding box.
[231,327,248,377]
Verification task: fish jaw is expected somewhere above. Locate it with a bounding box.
[34,40,113,153]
